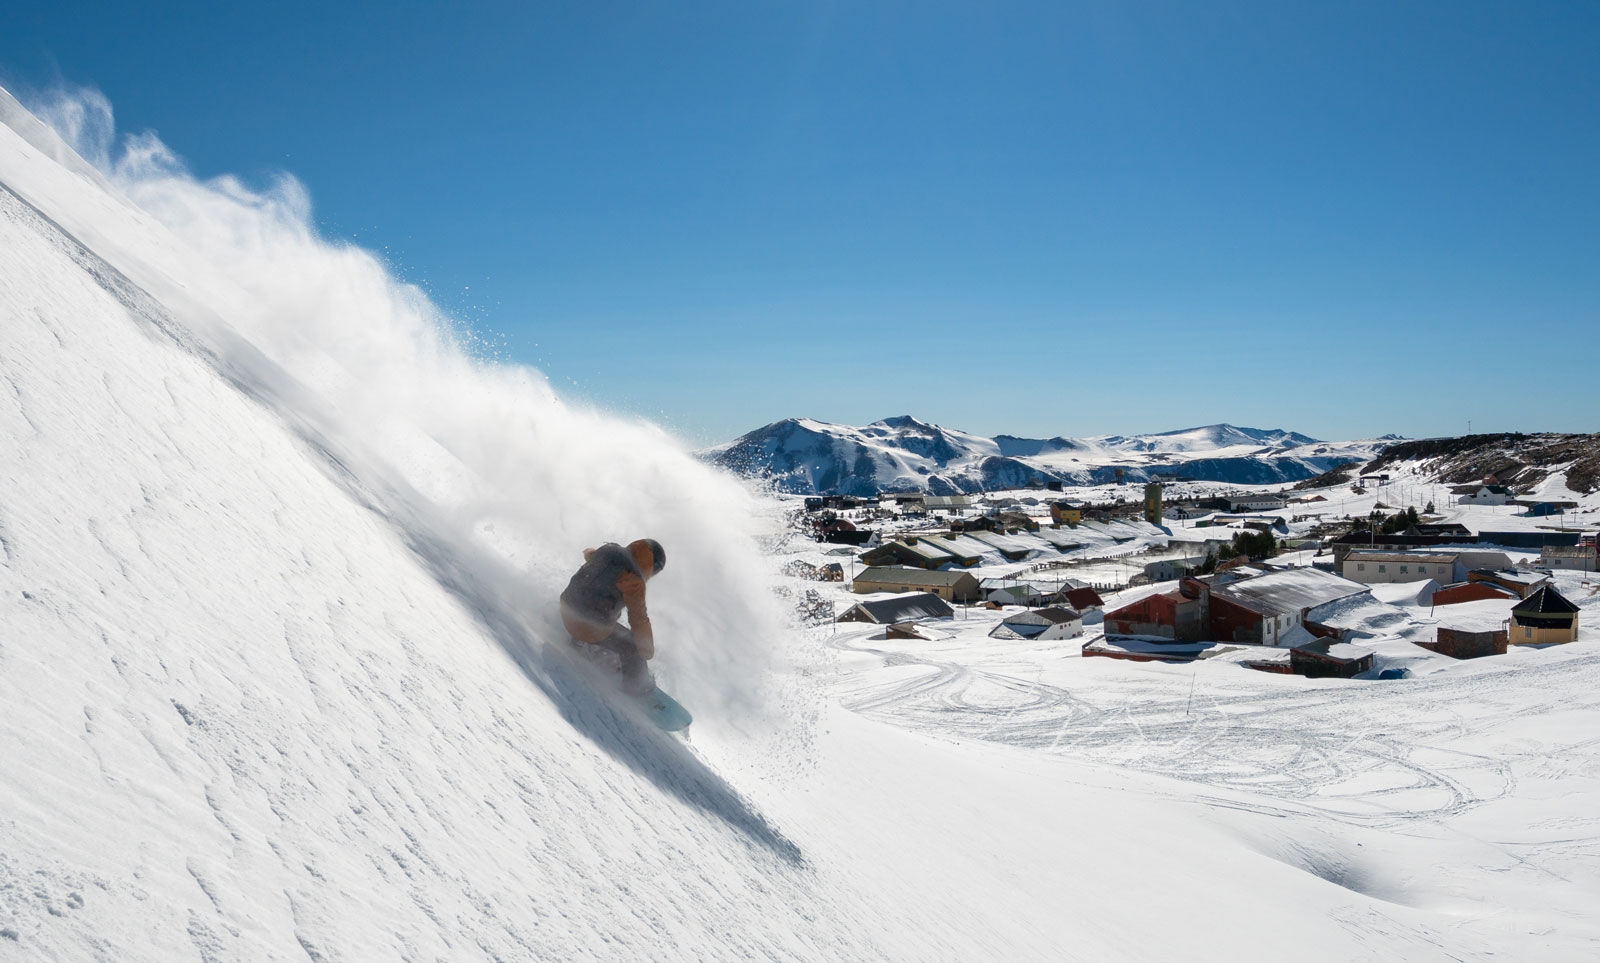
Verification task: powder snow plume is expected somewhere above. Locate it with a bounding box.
[10,84,790,736]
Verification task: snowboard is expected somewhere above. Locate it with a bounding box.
[637,685,693,732]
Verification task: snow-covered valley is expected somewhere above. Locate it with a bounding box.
[3,86,1599,962]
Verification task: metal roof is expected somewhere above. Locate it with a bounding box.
[1343,552,1459,564]
[1209,568,1368,615]
[856,566,975,587]
[887,538,958,561]
[839,592,955,624]
[1511,585,1580,615]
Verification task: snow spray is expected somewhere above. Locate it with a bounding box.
[19,86,789,733]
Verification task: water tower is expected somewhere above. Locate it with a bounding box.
[1143,482,1163,525]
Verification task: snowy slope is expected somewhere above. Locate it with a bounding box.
[5,85,1600,963]
[705,416,1386,495]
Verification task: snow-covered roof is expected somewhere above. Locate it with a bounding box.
[890,538,958,561]
[1293,640,1371,663]
[931,534,994,559]
[857,566,974,587]
[1003,606,1081,625]
[1472,568,1548,586]
[1209,568,1368,615]
[1343,551,1459,564]
[839,592,955,624]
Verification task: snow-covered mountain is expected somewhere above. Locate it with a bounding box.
[704,416,1387,495]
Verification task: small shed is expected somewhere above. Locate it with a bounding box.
[1421,627,1507,660]
[1509,585,1580,645]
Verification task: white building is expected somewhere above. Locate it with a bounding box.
[1342,552,1461,585]
[1143,556,1210,582]
[1539,546,1598,572]
[1457,485,1512,506]
[1341,550,1513,585]
[987,607,1084,641]
[1228,494,1288,512]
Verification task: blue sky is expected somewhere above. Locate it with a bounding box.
[4,1,1597,445]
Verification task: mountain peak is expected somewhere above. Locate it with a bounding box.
[873,415,930,430]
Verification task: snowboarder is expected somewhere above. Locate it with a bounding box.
[560,539,667,696]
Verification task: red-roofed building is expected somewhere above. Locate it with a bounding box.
[1104,589,1204,642]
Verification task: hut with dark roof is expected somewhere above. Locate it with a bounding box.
[1509,585,1580,645]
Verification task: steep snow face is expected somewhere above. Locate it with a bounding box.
[0,86,786,725]
[706,416,1384,495]
[0,89,898,960]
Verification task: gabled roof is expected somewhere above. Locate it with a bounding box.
[1511,585,1580,615]
[1031,606,1082,624]
[866,538,956,562]
[1065,587,1105,609]
[856,566,975,587]
[839,592,955,624]
[1209,568,1368,616]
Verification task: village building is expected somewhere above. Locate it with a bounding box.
[1104,588,1206,642]
[992,510,1041,532]
[851,566,981,602]
[1106,568,1370,647]
[1036,529,1087,553]
[1457,484,1513,506]
[1518,499,1578,517]
[979,578,1041,607]
[1413,522,1474,538]
[1538,545,1598,572]
[930,533,991,565]
[1509,585,1580,645]
[923,494,976,513]
[948,515,1000,534]
[1227,494,1289,512]
[1341,552,1462,585]
[1063,586,1105,619]
[964,529,1036,561]
[1341,550,1513,585]
[1143,556,1210,582]
[836,592,955,625]
[1049,501,1083,527]
[1288,640,1373,679]
[1422,627,1508,660]
[1468,569,1551,599]
[858,536,960,570]
[1203,569,1370,646]
[1431,581,1518,606]
[987,606,1084,641]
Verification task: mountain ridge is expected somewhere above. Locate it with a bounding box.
[702,416,1386,495]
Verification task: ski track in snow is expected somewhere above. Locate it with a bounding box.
[833,630,1600,831]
